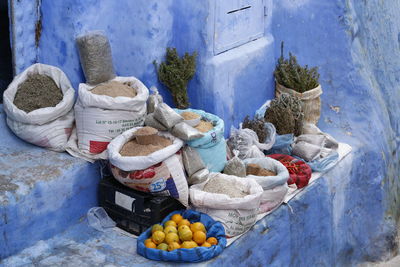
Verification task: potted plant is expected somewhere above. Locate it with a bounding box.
[274,42,322,125]
[154,47,197,109]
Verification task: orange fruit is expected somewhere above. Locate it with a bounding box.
[164,226,178,235]
[144,238,153,245]
[193,231,206,245]
[190,222,206,233]
[151,224,163,233]
[164,220,177,228]
[157,243,168,251]
[168,241,181,251]
[165,232,180,244]
[171,214,183,224]
[201,241,211,247]
[178,219,191,227]
[207,237,218,245]
[152,231,165,245]
[178,228,193,241]
[145,240,157,249]
[178,225,190,232]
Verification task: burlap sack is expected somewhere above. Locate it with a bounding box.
[275,82,322,125]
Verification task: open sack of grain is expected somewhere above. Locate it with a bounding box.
[176,109,227,172]
[3,63,75,151]
[107,126,189,207]
[243,157,289,213]
[66,77,149,161]
[190,173,263,237]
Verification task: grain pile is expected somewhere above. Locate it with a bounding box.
[203,177,248,198]
[195,120,214,133]
[91,81,137,98]
[181,111,200,120]
[246,163,277,176]
[13,74,63,113]
[120,127,172,157]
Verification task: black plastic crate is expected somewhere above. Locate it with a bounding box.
[98,175,185,236]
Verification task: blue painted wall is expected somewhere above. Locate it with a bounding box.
[11,0,275,135]
[272,0,400,263]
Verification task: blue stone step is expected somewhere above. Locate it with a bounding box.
[2,153,366,267]
[0,106,100,259]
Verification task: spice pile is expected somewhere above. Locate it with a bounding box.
[13,74,63,113]
[91,81,137,98]
[120,127,172,157]
[181,111,200,120]
[195,120,214,133]
[203,177,248,198]
[246,163,277,177]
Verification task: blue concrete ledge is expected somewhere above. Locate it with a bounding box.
[0,106,101,259]
[1,149,367,266]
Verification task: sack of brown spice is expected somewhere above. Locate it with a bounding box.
[3,63,75,151]
[243,157,290,214]
[66,76,149,161]
[107,127,189,206]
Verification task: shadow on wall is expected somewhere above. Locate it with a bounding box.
[0,0,13,101]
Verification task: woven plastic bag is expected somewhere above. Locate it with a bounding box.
[107,127,189,206]
[223,150,246,177]
[137,210,226,263]
[190,173,263,237]
[228,127,273,160]
[3,63,75,151]
[177,109,227,172]
[76,31,115,85]
[243,157,289,190]
[68,76,148,161]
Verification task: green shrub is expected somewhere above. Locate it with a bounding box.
[274,42,320,93]
[154,48,197,109]
[242,116,267,143]
[264,93,304,136]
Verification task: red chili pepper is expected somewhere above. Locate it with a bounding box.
[142,170,156,179]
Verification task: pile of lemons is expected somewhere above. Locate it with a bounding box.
[144,213,219,251]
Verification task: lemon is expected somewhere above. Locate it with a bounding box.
[178,219,191,227]
[178,228,193,241]
[165,232,179,244]
[178,225,190,232]
[168,241,181,251]
[157,243,168,251]
[164,226,178,235]
[152,231,165,245]
[181,241,198,249]
[164,220,177,228]
[151,224,163,234]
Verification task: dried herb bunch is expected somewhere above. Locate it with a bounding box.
[154,47,197,109]
[264,93,304,136]
[274,42,320,93]
[242,116,267,143]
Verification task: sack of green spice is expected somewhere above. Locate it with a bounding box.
[3,63,75,151]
